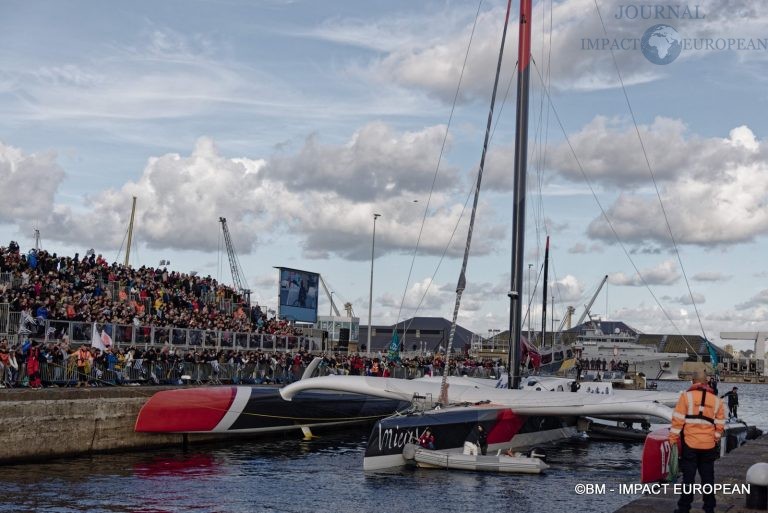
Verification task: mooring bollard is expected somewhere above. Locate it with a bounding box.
[746,462,768,510]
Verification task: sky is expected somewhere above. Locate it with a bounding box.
[1,0,768,352]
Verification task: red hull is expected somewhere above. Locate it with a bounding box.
[135,387,235,432]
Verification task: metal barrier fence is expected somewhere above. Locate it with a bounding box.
[0,358,503,388]
[0,311,324,352]
[0,303,8,336]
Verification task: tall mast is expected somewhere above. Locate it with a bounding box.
[437,0,513,405]
[507,0,532,390]
[124,196,137,267]
[540,236,550,348]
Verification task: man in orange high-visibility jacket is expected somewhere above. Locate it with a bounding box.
[669,369,726,513]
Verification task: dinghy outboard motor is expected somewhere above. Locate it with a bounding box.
[527,447,547,461]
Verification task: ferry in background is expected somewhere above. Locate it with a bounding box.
[571,322,688,381]
[480,320,693,381]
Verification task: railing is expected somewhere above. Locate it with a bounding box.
[0,311,324,352]
[0,357,506,389]
[1,360,311,388]
[0,303,8,336]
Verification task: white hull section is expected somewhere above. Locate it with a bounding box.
[405,444,549,474]
[633,358,686,380]
[281,376,675,424]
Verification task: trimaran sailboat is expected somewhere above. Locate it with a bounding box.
[281,0,681,471]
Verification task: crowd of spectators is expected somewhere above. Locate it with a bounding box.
[577,357,631,373]
[0,241,299,336]
[0,241,506,389]
[0,335,504,389]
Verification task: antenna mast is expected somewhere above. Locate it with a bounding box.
[219,217,251,305]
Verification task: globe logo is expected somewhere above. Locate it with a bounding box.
[641,24,682,65]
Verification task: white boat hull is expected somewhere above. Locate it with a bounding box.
[403,443,549,474]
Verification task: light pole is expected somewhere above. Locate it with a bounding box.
[367,213,381,357]
[329,291,335,317]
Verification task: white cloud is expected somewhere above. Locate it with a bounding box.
[609,259,680,286]
[675,292,706,305]
[29,132,503,261]
[551,274,584,303]
[736,289,768,309]
[379,277,448,312]
[0,141,65,224]
[353,0,768,99]
[566,121,768,247]
[568,242,603,254]
[262,122,459,201]
[692,271,731,282]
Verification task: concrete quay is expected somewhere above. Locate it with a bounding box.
[0,386,229,464]
[616,434,768,513]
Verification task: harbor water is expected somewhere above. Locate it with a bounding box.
[1,381,765,513]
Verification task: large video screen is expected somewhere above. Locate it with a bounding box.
[278,267,320,323]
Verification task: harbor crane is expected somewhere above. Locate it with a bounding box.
[219,217,251,305]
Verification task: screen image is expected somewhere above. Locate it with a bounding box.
[278,268,319,323]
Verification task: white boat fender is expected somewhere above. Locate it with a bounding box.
[403,443,418,461]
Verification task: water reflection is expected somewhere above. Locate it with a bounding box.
[134,453,217,478]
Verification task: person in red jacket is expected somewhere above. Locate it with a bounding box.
[418,428,435,450]
[669,369,726,513]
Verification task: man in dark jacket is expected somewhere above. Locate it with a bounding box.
[720,386,739,419]
[463,424,488,456]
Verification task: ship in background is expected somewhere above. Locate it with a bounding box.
[474,321,692,381]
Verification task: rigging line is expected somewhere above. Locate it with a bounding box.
[523,260,545,340]
[394,0,485,332]
[592,0,707,346]
[440,0,514,405]
[530,59,699,356]
[526,0,556,266]
[548,254,564,325]
[402,61,519,340]
[535,0,549,244]
[540,0,555,237]
[533,1,563,348]
[525,66,548,304]
[528,92,546,257]
[403,183,474,342]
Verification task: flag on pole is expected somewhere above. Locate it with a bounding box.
[91,322,106,351]
[387,330,401,363]
[706,339,719,373]
[101,325,113,350]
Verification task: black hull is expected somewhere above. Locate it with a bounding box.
[136,385,410,434]
[363,405,577,470]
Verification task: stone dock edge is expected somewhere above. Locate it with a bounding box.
[615,434,768,513]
